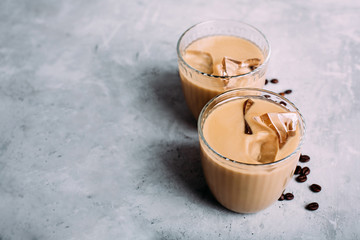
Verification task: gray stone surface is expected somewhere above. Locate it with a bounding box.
[0,0,359,239]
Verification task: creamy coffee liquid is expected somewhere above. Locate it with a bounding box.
[200,97,301,213]
[179,35,266,119]
[203,98,301,164]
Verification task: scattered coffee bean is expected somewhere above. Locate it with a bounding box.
[278,194,285,201]
[279,92,285,96]
[299,154,310,163]
[284,89,292,94]
[270,78,279,84]
[279,101,287,106]
[310,184,322,193]
[284,193,294,200]
[301,167,310,176]
[296,174,307,183]
[264,94,271,98]
[294,165,302,175]
[306,202,319,211]
[265,79,269,85]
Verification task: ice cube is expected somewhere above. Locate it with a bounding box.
[243,58,261,70]
[212,63,226,76]
[222,57,251,76]
[184,50,213,74]
[243,99,254,115]
[214,57,262,77]
[254,112,298,148]
[243,99,255,135]
[244,131,279,163]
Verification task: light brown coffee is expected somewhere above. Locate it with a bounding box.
[200,97,302,213]
[179,35,266,119]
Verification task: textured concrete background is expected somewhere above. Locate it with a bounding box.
[0,0,359,239]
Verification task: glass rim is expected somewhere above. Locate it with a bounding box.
[176,20,271,79]
[197,88,306,167]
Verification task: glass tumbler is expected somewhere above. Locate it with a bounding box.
[198,88,305,213]
[177,20,271,119]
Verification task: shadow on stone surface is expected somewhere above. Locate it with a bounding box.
[158,141,228,212]
[146,67,196,129]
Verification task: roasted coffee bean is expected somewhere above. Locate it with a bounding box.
[264,94,271,98]
[270,78,279,84]
[265,79,269,85]
[301,167,310,176]
[294,165,302,175]
[278,194,285,201]
[284,193,294,200]
[306,202,319,211]
[299,154,310,162]
[284,89,292,94]
[280,101,287,106]
[296,174,307,183]
[279,92,285,96]
[310,184,322,192]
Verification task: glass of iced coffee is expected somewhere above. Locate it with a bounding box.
[177,20,270,119]
[198,88,305,213]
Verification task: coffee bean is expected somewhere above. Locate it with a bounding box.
[294,165,302,175]
[301,167,310,176]
[296,174,307,183]
[310,184,322,192]
[280,101,287,106]
[264,94,271,98]
[284,193,294,200]
[279,92,285,96]
[299,154,310,163]
[265,79,269,85]
[306,202,319,211]
[278,194,285,201]
[270,78,279,84]
[284,89,292,94]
